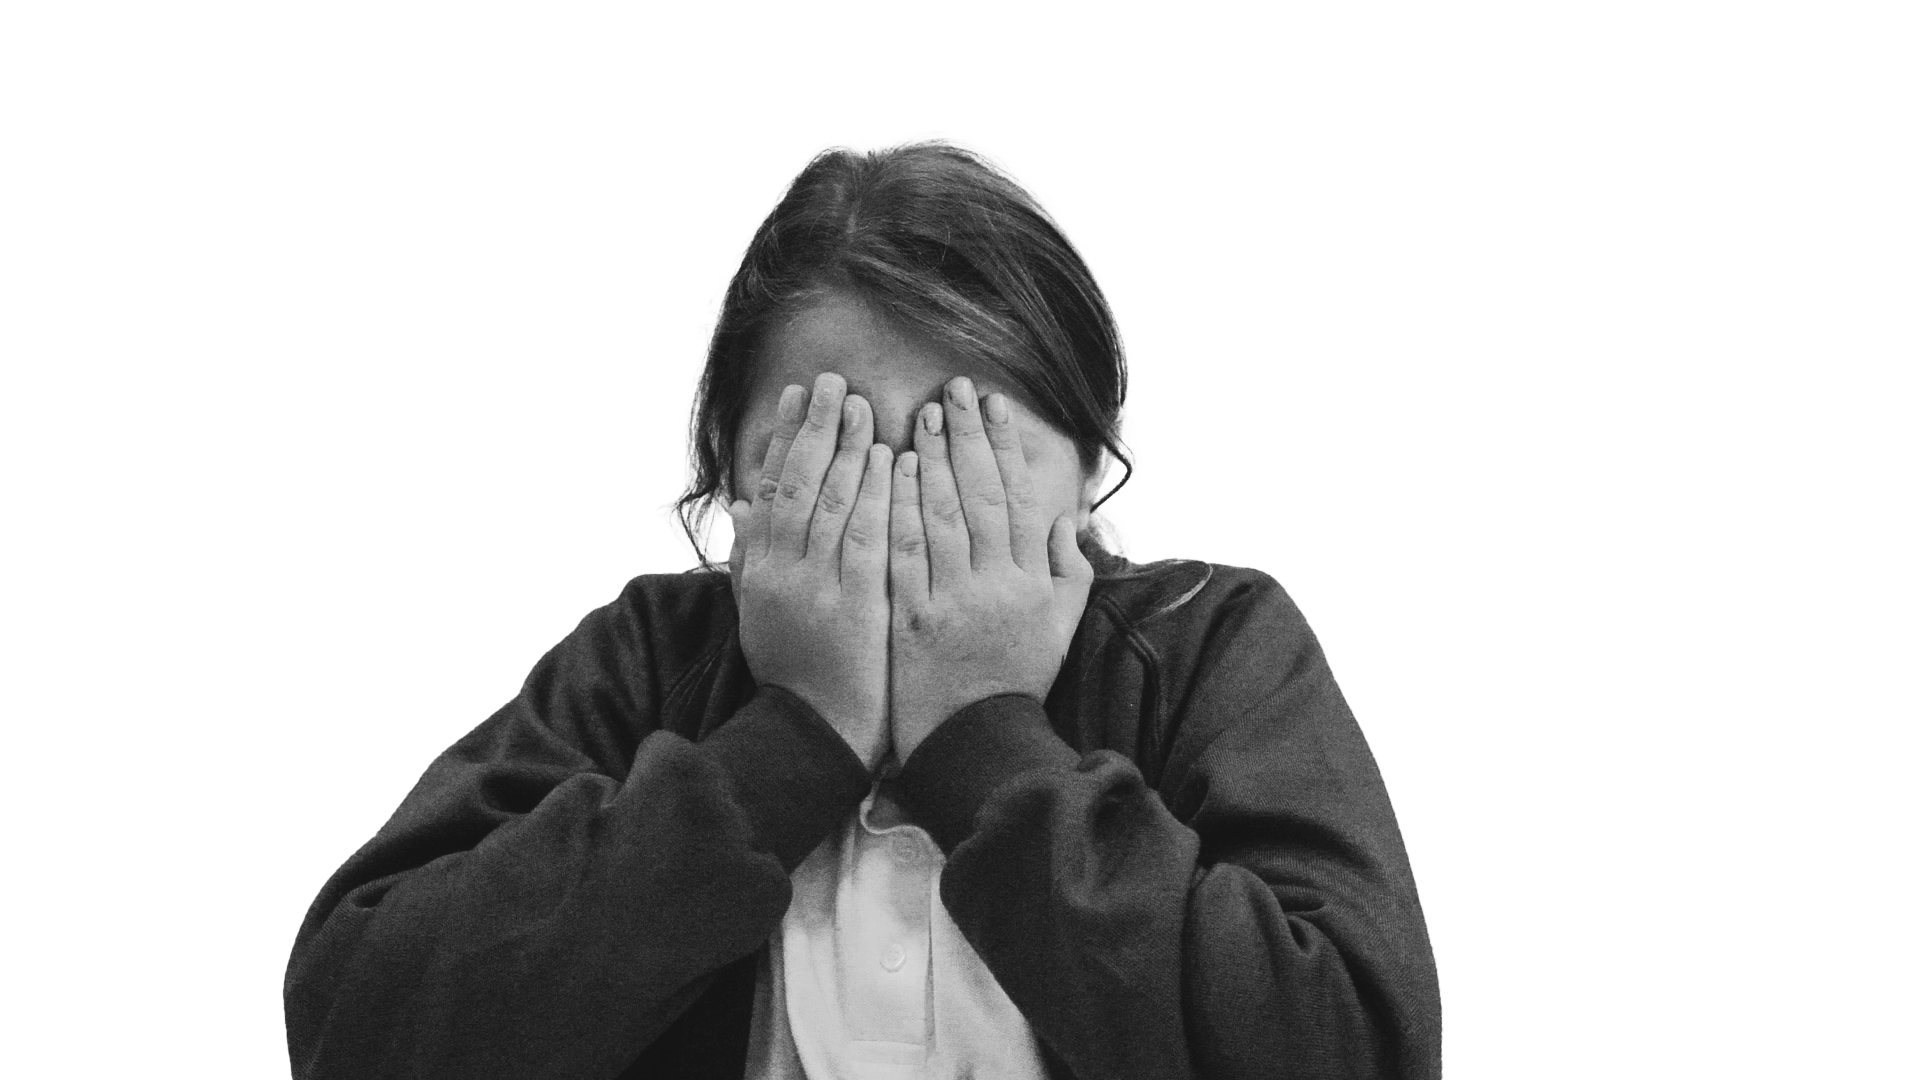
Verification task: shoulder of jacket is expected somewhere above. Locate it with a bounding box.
[612,567,732,616]
[577,569,736,691]
[1090,557,1300,638]
[1086,559,1324,713]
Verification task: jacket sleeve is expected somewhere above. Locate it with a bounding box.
[283,583,871,1080]
[894,570,1440,1080]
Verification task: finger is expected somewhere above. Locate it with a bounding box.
[1048,513,1093,586]
[1048,513,1095,634]
[842,443,892,595]
[889,450,929,602]
[770,372,847,558]
[982,392,1045,573]
[726,498,753,580]
[806,394,875,560]
[912,399,971,590]
[941,377,1012,568]
[752,384,805,557]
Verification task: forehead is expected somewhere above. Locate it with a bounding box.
[750,292,1002,403]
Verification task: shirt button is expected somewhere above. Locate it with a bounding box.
[882,942,907,971]
[890,834,920,864]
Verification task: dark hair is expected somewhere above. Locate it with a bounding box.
[676,142,1132,568]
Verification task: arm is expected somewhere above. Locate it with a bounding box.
[286,372,897,1079]
[898,575,1440,1080]
[887,378,1439,1078]
[283,592,870,1080]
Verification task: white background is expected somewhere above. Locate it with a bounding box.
[3,3,1914,1076]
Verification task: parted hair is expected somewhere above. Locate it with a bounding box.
[676,142,1132,566]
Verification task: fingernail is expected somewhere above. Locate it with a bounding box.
[778,385,803,422]
[984,393,1008,423]
[842,397,862,429]
[922,403,943,435]
[898,450,919,477]
[950,377,976,410]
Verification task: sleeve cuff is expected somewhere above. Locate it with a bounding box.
[894,693,1080,853]
[699,685,872,871]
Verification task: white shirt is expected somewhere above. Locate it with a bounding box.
[744,779,1049,1080]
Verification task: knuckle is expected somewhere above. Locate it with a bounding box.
[968,485,1007,510]
[892,532,927,556]
[906,606,949,636]
[928,498,967,528]
[843,519,881,550]
[776,476,811,502]
[813,484,851,517]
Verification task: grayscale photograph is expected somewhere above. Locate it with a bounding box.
[3,4,1913,1078]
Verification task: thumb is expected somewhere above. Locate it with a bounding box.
[726,499,752,581]
[1047,513,1094,621]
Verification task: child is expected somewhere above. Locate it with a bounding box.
[285,143,1440,1080]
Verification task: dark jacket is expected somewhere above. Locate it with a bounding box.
[285,557,1441,1079]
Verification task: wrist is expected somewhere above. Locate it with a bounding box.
[893,692,1025,765]
[761,682,886,768]
[893,693,1079,852]
[893,706,945,763]
[823,710,888,772]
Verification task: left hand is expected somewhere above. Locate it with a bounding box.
[887,376,1094,762]
[727,376,894,772]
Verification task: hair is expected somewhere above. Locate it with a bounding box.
[676,141,1133,570]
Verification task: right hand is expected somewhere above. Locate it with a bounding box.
[728,372,894,772]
